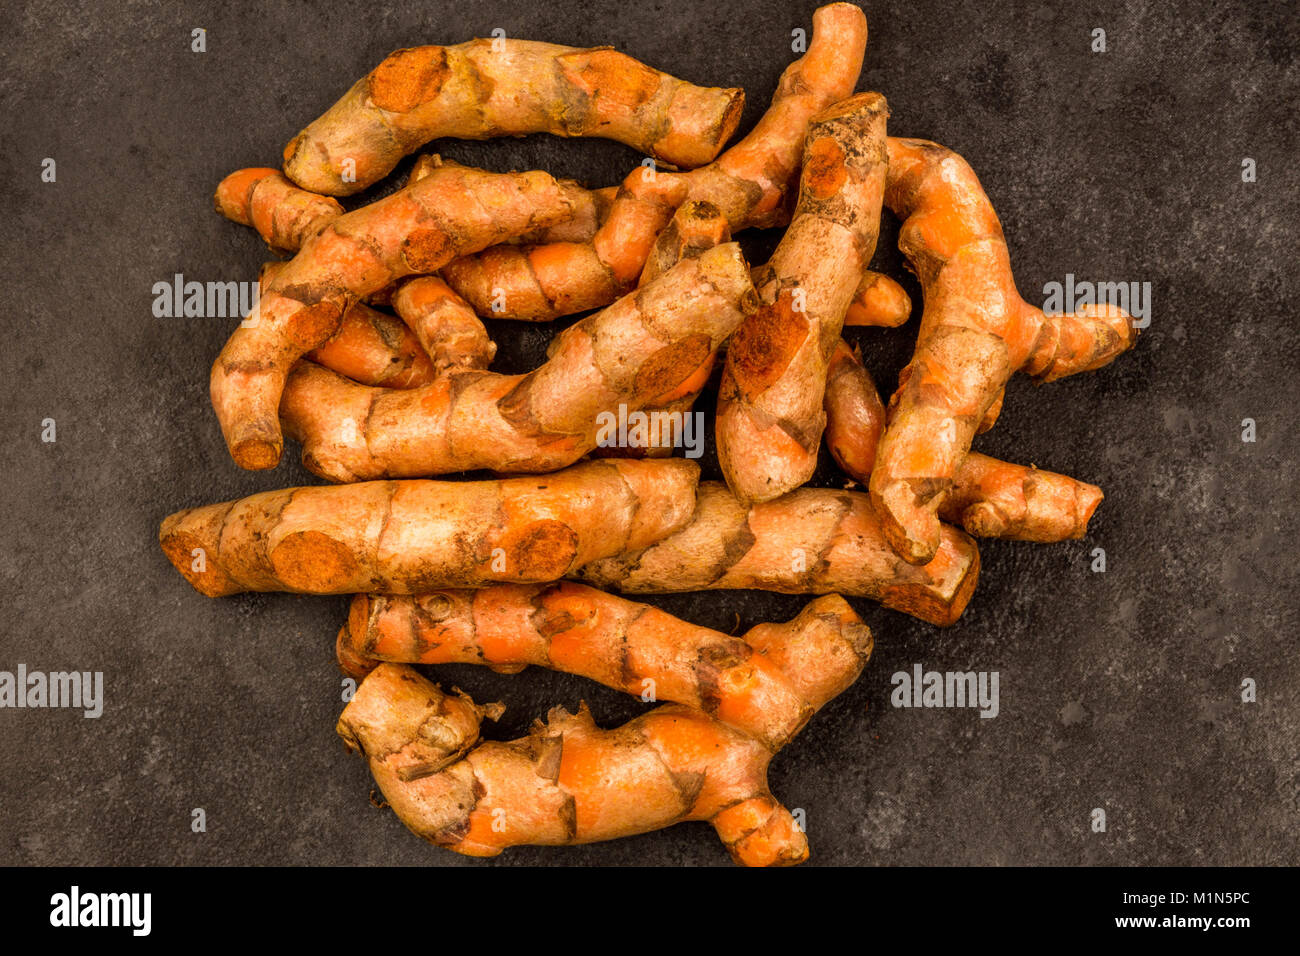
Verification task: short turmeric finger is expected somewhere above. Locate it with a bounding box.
[391,276,495,373]
[439,166,689,320]
[824,339,1104,541]
[844,270,911,327]
[578,481,980,627]
[215,168,342,253]
[158,458,701,597]
[259,262,437,388]
[869,137,1138,564]
[409,155,618,246]
[638,199,732,287]
[279,244,756,481]
[339,585,871,751]
[209,161,584,470]
[439,3,868,320]
[717,92,890,505]
[283,40,745,195]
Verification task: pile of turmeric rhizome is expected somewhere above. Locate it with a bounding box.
[162,5,1135,865]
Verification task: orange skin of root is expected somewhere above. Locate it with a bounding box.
[870,137,1138,564]
[824,340,1103,541]
[209,162,584,470]
[258,262,436,388]
[284,40,745,195]
[158,458,700,598]
[279,244,755,481]
[340,664,817,865]
[578,481,979,627]
[391,276,495,373]
[215,168,343,253]
[439,3,868,320]
[846,271,911,327]
[439,166,689,321]
[339,585,871,752]
[717,92,889,505]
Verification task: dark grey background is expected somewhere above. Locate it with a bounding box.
[1,0,1296,866]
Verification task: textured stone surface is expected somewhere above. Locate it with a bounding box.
[0,0,1296,866]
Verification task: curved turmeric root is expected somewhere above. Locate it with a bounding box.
[439,166,689,321]
[215,168,342,253]
[439,3,868,319]
[870,137,1138,564]
[391,276,495,373]
[158,458,700,597]
[259,262,437,388]
[279,244,755,481]
[209,161,583,470]
[339,585,870,751]
[283,40,745,195]
[825,340,1103,541]
[718,92,890,505]
[579,481,979,626]
[683,3,868,229]
[846,271,911,327]
[339,654,865,865]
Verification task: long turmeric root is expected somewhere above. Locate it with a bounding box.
[210,161,583,470]
[717,92,889,505]
[578,481,979,626]
[338,585,868,750]
[338,643,866,865]
[825,339,1104,541]
[279,244,755,481]
[439,3,868,320]
[870,137,1138,564]
[283,40,745,195]
[682,3,868,230]
[258,262,437,388]
[159,458,700,597]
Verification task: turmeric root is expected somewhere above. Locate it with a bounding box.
[582,198,731,459]
[215,168,342,253]
[409,154,619,246]
[391,276,495,373]
[439,165,689,320]
[439,3,868,320]
[279,244,755,481]
[338,653,861,865]
[259,262,437,388]
[338,586,870,752]
[210,161,584,470]
[158,458,700,597]
[717,92,890,505]
[283,41,745,195]
[578,481,979,626]
[682,2,868,230]
[870,137,1138,564]
[638,199,732,287]
[825,339,1103,541]
[846,271,911,327]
